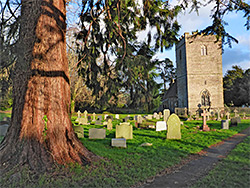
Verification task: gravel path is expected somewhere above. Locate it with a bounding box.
[140,127,250,188]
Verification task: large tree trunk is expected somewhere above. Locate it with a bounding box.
[0,0,95,173]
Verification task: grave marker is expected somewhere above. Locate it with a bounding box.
[111,138,126,148]
[163,109,170,122]
[156,121,167,131]
[0,123,9,136]
[89,128,106,139]
[107,119,113,130]
[116,122,133,139]
[115,114,119,119]
[166,114,181,139]
[201,110,210,131]
[221,120,229,129]
[73,126,84,138]
[92,113,96,121]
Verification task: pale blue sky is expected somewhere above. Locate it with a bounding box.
[153,3,250,76]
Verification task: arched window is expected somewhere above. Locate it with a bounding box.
[201,90,210,107]
[201,45,207,56]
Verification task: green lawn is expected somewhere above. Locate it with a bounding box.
[0,113,250,187]
[192,136,250,188]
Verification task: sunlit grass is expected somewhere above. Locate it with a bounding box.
[0,112,250,188]
[192,136,250,188]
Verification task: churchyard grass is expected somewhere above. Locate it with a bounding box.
[191,136,250,188]
[0,113,250,187]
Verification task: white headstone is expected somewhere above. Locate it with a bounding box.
[115,114,119,119]
[156,121,167,131]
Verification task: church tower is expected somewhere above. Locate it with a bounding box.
[175,32,224,112]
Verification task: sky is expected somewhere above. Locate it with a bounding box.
[152,1,250,76]
[66,0,249,76]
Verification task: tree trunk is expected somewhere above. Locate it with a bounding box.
[0,0,95,173]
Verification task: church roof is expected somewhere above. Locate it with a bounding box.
[162,81,177,102]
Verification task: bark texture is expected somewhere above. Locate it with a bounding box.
[0,0,95,173]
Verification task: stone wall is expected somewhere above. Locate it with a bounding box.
[175,33,224,113]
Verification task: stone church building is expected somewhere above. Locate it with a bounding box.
[160,32,224,113]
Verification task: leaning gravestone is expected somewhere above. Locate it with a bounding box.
[163,109,170,122]
[166,114,181,139]
[111,138,126,148]
[107,119,113,130]
[221,120,229,129]
[156,121,167,131]
[116,122,133,139]
[89,128,106,139]
[73,126,84,138]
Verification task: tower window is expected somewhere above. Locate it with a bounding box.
[201,45,207,56]
[179,49,182,60]
[201,90,210,107]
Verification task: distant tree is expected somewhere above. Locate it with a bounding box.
[156,58,175,92]
[223,66,249,106]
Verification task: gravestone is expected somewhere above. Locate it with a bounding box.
[226,112,230,120]
[106,115,113,121]
[137,115,142,124]
[163,109,170,122]
[153,112,157,118]
[0,121,9,136]
[148,125,156,129]
[147,115,153,120]
[156,121,167,131]
[231,117,241,126]
[221,120,229,129]
[234,109,239,117]
[97,115,103,121]
[84,110,88,118]
[77,110,81,118]
[115,114,119,119]
[116,122,133,139]
[155,114,160,120]
[134,115,138,121]
[104,114,108,120]
[243,112,246,119]
[87,116,92,121]
[111,138,126,148]
[184,108,188,118]
[201,110,210,131]
[89,128,106,139]
[107,119,113,130]
[216,109,221,121]
[79,117,88,125]
[95,119,102,125]
[92,113,96,121]
[73,126,84,138]
[123,117,129,122]
[159,112,163,118]
[166,114,181,139]
[76,110,81,122]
